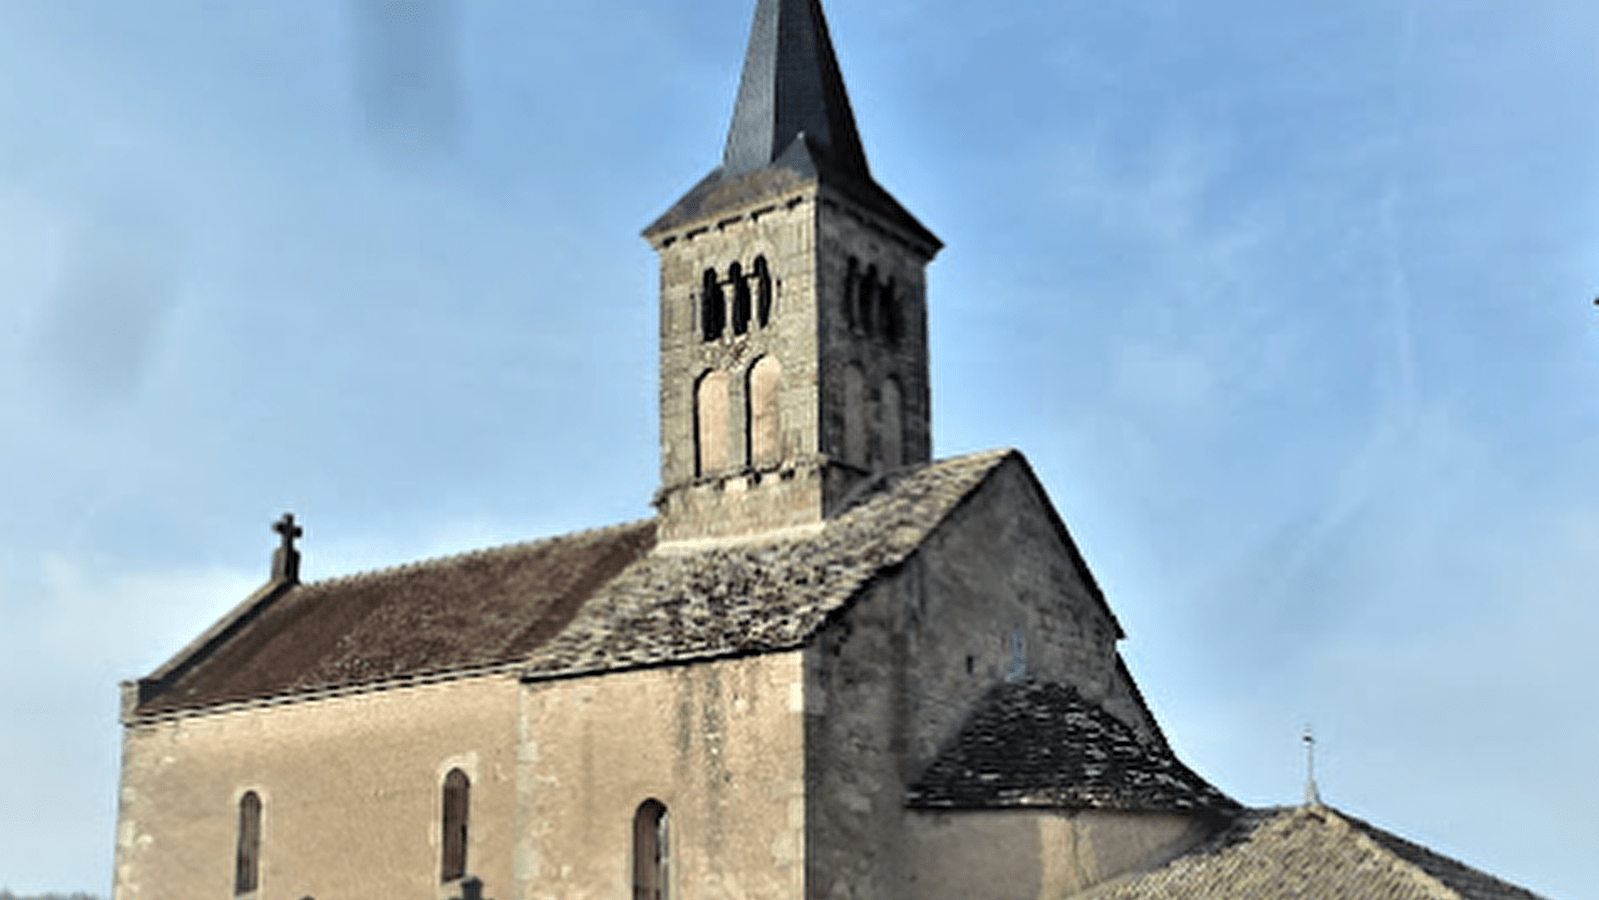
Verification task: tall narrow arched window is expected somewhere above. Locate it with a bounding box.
[234,791,261,895]
[843,256,859,331]
[860,265,878,336]
[695,370,730,476]
[748,356,783,467]
[441,768,470,883]
[633,799,669,900]
[879,277,900,344]
[730,261,751,335]
[880,377,904,469]
[701,269,725,341]
[843,364,867,468]
[754,255,773,328]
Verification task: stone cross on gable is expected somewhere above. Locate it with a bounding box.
[271,512,303,584]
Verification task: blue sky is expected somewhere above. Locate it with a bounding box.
[2,1,1596,896]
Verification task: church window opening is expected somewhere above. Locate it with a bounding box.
[701,269,725,341]
[695,370,730,476]
[440,768,470,883]
[234,790,262,895]
[730,261,751,335]
[879,277,900,344]
[844,256,860,331]
[633,799,670,900]
[843,364,867,468]
[1006,629,1027,682]
[879,377,903,469]
[754,255,773,327]
[859,265,878,336]
[748,356,783,467]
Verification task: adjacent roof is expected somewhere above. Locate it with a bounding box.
[908,680,1238,814]
[1082,805,1550,900]
[134,449,1014,716]
[522,449,1012,679]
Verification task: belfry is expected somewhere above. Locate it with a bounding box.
[645,0,941,542]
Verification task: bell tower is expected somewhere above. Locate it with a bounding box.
[645,0,941,543]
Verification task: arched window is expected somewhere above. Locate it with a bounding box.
[730,261,751,336]
[234,791,261,895]
[879,277,900,344]
[860,265,878,336]
[880,377,903,469]
[633,799,669,900]
[747,356,783,467]
[695,370,730,476]
[843,364,867,469]
[441,768,470,883]
[844,256,859,331]
[754,255,773,328]
[701,269,725,342]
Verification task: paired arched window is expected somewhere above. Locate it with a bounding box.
[234,791,261,895]
[843,256,900,344]
[748,356,783,467]
[700,258,774,342]
[695,370,731,476]
[441,768,470,883]
[633,800,670,900]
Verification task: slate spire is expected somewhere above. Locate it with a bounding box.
[722,0,870,180]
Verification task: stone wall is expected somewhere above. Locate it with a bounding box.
[802,456,1186,900]
[905,809,1210,900]
[518,653,807,900]
[649,179,937,543]
[114,674,522,900]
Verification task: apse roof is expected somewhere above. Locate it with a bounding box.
[908,679,1239,814]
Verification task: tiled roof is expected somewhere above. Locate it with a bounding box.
[134,450,1013,715]
[137,521,657,715]
[1082,805,1550,900]
[907,680,1238,814]
[521,449,1013,679]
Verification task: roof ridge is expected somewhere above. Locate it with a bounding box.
[299,517,656,591]
[1306,805,1462,900]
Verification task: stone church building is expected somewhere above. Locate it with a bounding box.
[112,1,1550,899]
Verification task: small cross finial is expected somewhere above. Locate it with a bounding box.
[270,512,303,584]
[1303,725,1322,805]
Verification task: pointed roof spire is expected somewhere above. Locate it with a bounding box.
[722,0,870,180]
[645,0,938,252]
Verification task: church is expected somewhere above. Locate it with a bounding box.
[111,2,1550,899]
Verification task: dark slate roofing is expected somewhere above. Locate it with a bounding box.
[137,521,657,715]
[644,0,939,250]
[907,680,1239,814]
[135,450,1014,716]
[521,449,1013,679]
[1082,805,1550,900]
[723,0,867,180]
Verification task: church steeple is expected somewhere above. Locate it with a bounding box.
[721,0,869,180]
[645,0,941,544]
